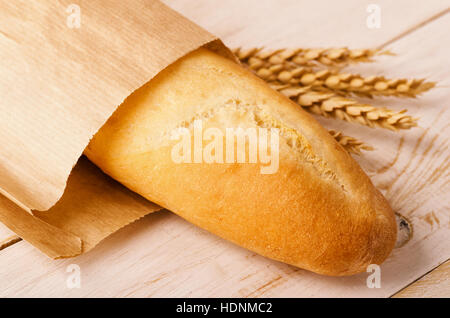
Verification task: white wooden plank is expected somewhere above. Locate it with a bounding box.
[0,1,449,297]
[164,0,449,48]
[393,260,450,297]
[0,212,423,297]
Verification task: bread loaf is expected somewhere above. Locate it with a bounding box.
[84,48,396,276]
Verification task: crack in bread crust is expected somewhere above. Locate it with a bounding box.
[168,99,346,191]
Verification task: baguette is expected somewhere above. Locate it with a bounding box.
[84,48,396,276]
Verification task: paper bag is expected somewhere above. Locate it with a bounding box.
[0,0,234,257]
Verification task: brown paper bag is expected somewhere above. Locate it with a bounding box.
[0,0,234,257]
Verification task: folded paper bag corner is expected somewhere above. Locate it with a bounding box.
[0,193,82,258]
[0,157,163,258]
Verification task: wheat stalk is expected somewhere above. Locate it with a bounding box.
[272,84,417,130]
[329,130,373,155]
[314,73,435,98]
[246,62,435,98]
[234,47,391,68]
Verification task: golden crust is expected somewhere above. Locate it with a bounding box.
[85,48,396,276]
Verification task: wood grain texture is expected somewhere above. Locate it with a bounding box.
[393,260,450,297]
[165,0,449,48]
[0,0,449,297]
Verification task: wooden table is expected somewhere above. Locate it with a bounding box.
[0,0,449,297]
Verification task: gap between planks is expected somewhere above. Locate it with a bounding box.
[392,259,450,297]
[379,7,450,49]
[0,236,21,250]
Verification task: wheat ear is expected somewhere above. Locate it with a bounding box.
[272,85,417,130]
[234,47,391,68]
[329,130,374,155]
[245,60,435,98]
